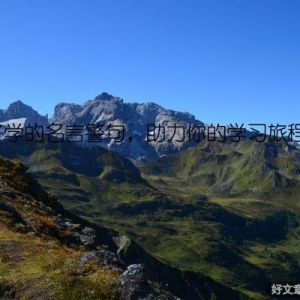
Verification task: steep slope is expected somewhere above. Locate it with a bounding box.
[0,155,242,300]
[0,156,122,299]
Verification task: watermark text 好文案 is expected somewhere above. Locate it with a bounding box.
[269,283,300,297]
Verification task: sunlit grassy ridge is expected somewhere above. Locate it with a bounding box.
[140,139,300,203]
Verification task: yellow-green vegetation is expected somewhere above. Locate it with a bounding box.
[0,156,121,299]
[140,139,300,206]
[0,225,120,300]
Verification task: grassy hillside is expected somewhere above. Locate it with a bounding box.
[137,139,300,298]
[140,139,300,204]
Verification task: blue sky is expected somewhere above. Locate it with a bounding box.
[0,0,299,127]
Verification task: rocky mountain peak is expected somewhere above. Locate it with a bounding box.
[93,92,124,104]
[6,100,31,115]
[0,100,48,126]
[94,92,114,101]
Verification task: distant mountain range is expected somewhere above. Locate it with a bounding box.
[0,92,204,162]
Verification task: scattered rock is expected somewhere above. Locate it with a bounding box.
[79,249,126,271]
[118,264,176,300]
[77,226,97,247]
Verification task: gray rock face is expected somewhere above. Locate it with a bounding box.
[79,249,126,272]
[51,92,204,162]
[118,264,179,300]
